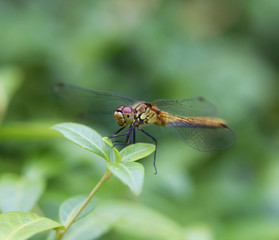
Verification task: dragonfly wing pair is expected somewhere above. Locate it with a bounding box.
[53,83,137,126]
[152,97,218,117]
[168,123,234,151]
[54,83,235,151]
[151,98,235,151]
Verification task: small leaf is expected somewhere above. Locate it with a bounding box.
[63,213,110,240]
[0,212,63,240]
[102,137,113,148]
[59,195,97,225]
[52,123,109,161]
[0,174,45,212]
[120,143,155,162]
[107,162,144,195]
[103,137,121,163]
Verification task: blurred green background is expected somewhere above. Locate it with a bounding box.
[1,0,279,240]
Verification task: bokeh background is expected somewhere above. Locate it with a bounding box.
[1,0,279,240]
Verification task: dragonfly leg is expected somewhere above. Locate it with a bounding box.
[109,126,134,140]
[138,127,158,174]
[109,126,126,138]
[124,130,131,143]
[113,131,132,144]
[113,126,134,147]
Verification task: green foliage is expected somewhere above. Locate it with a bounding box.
[0,123,156,240]
[0,212,63,240]
[52,123,110,161]
[120,143,156,162]
[86,201,186,240]
[53,123,154,196]
[103,137,122,163]
[107,162,144,195]
[61,216,110,240]
[0,174,45,213]
[59,201,187,240]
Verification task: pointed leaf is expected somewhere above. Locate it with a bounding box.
[59,195,97,225]
[52,123,109,161]
[103,137,121,163]
[102,137,113,148]
[0,174,45,212]
[107,162,144,195]
[0,212,63,240]
[120,143,155,162]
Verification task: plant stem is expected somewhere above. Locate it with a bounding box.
[55,168,112,240]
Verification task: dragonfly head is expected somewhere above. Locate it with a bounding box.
[114,105,134,127]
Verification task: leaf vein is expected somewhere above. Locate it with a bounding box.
[61,126,109,160]
[119,163,136,189]
[7,217,44,240]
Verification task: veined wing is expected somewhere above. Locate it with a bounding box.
[165,115,235,151]
[152,97,218,117]
[54,83,137,111]
[53,83,138,125]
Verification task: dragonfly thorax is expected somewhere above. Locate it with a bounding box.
[133,102,159,126]
[114,105,134,127]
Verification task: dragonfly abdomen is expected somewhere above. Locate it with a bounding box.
[163,115,228,129]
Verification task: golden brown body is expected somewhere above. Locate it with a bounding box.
[130,102,227,129]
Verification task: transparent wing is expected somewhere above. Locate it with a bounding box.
[152,98,218,117]
[53,83,138,126]
[170,124,235,151]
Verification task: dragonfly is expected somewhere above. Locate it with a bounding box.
[54,83,235,174]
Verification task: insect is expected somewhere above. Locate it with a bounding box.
[54,83,235,174]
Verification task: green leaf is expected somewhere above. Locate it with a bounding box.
[52,123,110,161]
[103,137,121,163]
[102,137,113,148]
[0,174,45,212]
[0,212,63,240]
[59,195,97,225]
[120,143,155,162]
[63,213,110,240]
[107,162,144,195]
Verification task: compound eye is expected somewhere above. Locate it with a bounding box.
[122,106,133,114]
[115,105,125,111]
